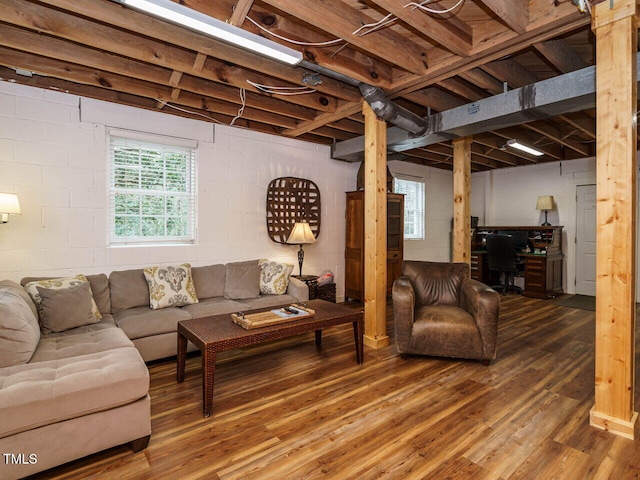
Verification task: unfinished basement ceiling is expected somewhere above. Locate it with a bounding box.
[0,0,616,172]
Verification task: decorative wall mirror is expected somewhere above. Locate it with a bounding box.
[266,177,321,244]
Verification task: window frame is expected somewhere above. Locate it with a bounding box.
[394,176,425,240]
[107,128,197,246]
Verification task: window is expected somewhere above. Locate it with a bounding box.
[394,177,425,240]
[108,130,197,245]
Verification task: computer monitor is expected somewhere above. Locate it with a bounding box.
[497,230,528,252]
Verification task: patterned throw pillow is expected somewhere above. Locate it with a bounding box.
[259,259,294,295]
[143,263,199,310]
[24,275,102,325]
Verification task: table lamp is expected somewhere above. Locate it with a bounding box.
[0,193,21,223]
[536,195,554,226]
[287,222,316,276]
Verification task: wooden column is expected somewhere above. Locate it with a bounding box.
[362,101,389,349]
[452,137,472,264]
[590,0,638,440]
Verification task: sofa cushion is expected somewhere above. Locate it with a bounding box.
[181,297,249,318]
[0,346,149,438]
[109,269,149,313]
[259,259,294,295]
[30,320,132,363]
[224,263,261,300]
[143,264,198,310]
[0,280,40,368]
[24,275,103,325]
[22,274,111,315]
[36,282,101,333]
[113,306,192,340]
[191,264,226,299]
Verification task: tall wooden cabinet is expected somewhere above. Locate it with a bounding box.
[344,191,404,301]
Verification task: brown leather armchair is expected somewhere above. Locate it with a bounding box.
[392,261,500,364]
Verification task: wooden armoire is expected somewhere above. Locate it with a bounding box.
[344,191,404,302]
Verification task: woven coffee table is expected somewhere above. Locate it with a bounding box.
[176,299,364,417]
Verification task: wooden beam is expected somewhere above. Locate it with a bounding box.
[228,0,254,26]
[362,101,389,349]
[590,0,638,440]
[452,137,472,264]
[477,0,529,34]
[367,0,472,57]
[259,0,427,74]
[534,39,588,74]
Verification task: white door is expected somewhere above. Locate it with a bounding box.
[575,184,596,296]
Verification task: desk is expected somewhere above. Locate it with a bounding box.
[470,250,563,299]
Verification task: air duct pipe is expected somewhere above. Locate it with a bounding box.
[299,60,428,135]
[358,84,427,135]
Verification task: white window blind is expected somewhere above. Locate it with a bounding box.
[108,130,197,245]
[394,177,425,240]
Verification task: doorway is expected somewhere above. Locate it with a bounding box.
[575,184,596,296]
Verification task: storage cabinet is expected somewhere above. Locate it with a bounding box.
[344,191,404,302]
[471,226,563,299]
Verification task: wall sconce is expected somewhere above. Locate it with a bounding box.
[0,193,21,223]
[286,222,316,276]
[536,195,555,226]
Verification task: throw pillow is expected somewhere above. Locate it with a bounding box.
[143,263,199,310]
[224,263,261,299]
[36,282,100,333]
[0,280,40,367]
[24,274,102,324]
[259,259,294,295]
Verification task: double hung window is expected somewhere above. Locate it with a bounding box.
[394,177,425,240]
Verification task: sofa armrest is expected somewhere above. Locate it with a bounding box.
[287,277,309,302]
[460,279,500,359]
[392,276,415,352]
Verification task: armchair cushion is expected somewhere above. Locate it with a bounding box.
[402,261,468,307]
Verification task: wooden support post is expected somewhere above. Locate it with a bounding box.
[590,0,638,440]
[452,137,472,264]
[362,101,389,349]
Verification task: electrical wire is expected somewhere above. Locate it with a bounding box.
[230,88,246,126]
[155,98,225,124]
[246,80,316,96]
[405,0,465,14]
[246,15,343,46]
[352,13,396,36]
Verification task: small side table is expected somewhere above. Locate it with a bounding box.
[292,275,336,303]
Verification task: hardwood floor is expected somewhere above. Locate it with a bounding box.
[29,295,640,479]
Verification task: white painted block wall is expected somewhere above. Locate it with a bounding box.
[0,82,359,301]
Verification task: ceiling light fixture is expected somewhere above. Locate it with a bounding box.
[506,139,544,157]
[111,0,303,66]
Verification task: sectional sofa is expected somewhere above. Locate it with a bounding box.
[0,259,307,479]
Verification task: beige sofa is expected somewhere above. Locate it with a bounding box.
[0,260,307,478]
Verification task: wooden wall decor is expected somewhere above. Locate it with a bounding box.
[266,177,321,244]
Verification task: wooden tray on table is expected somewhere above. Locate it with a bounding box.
[231,304,315,329]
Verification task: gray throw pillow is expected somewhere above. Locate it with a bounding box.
[0,280,40,367]
[36,282,100,333]
[224,264,261,300]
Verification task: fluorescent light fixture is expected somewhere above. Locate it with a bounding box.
[506,139,544,157]
[112,0,303,66]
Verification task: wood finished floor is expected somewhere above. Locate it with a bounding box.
[29,295,640,480]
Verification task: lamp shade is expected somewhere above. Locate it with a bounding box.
[287,222,316,245]
[0,193,21,215]
[536,195,555,211]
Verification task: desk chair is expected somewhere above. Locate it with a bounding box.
[486,234,523,295]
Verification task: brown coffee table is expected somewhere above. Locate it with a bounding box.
[176,299,364,417]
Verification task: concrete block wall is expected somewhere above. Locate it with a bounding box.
[0,81,358,301]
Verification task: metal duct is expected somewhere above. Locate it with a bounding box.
[299,60,428,135]
[358,84,427,135]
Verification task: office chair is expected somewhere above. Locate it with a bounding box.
[486,234,523,295]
